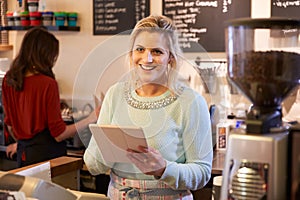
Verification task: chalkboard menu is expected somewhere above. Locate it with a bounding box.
[271,0,300,18]
[163,0,251,52]
[93,0,150,35]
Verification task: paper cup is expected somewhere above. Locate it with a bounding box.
[212,176,222,200]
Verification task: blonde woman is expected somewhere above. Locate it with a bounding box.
[84,15,213,199]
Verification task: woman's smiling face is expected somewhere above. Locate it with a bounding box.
[131,31,171,86]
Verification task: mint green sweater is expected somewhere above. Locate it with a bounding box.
[84,82,213,190]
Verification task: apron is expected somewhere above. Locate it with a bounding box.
[17,129,67,167]
[108,171,193,200]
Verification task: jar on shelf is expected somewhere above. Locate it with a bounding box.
[27,0,39,12]
[6,11,14,26]
[67,12,77,27]
[42,11,53,26]
[20,11,30,26]
[54,12,66,26]
[29,11,42,26]
[13,11,21,26]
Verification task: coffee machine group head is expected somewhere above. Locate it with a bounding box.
[221,18,300,200]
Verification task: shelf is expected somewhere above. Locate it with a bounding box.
[0,26,79,52]
[47,26,80,31]
[0,44,13,51]
[1,26,80,32]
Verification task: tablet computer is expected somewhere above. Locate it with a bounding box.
[89,124,148,163]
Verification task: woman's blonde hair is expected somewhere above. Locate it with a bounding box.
[128,15,184,94]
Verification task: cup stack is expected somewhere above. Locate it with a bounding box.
[0,0,8,26]
[27,0,41,26]
[1,0,9,45]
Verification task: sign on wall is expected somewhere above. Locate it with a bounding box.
[271,0,300,18]
[163,0,251,52]
[93,0,150,35]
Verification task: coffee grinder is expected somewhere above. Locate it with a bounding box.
[220,18,300,200]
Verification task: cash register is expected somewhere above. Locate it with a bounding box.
[0,171,109,200]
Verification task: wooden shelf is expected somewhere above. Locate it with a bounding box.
[1,26,80,32]
[0,44,13,51]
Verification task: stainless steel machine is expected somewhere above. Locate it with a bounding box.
[0,172,77,200]
[221,18,300,200]
[0,172,110,200]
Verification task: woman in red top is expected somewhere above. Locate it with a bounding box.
[2,27,99,167]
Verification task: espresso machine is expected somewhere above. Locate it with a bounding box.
[220,18,300,200]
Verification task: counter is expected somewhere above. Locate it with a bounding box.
[8,156,83,190]
[193,150,226,200]
[212,150,226,175]
[2,148,226,199]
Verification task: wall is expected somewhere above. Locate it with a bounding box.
[3,1,159,102]
[4,0,292,114]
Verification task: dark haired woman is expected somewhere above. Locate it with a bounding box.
[2,27,99,167]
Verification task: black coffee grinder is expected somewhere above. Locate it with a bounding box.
[221,18,300,200]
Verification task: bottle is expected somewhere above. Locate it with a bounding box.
[216,119,230,151]
[38,0,46,11]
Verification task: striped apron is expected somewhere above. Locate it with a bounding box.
[108,171,193,200]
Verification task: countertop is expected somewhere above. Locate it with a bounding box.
[212,150,226,175]
[8,156,83,178]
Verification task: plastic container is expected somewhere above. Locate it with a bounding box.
[13,12,21,26]
[20,11,30,26]
[225,18,300,133]
[212,176,222,200]
[38,0,46,12]
[54,12,66,26]
[42,11,53,26]
[27,0,39,12]
[216,120,230,150]
[29,12,42,26]
[0,58,11,72]
[6,11,14,26]
[28,2,39,12]
[67,12,77,27]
